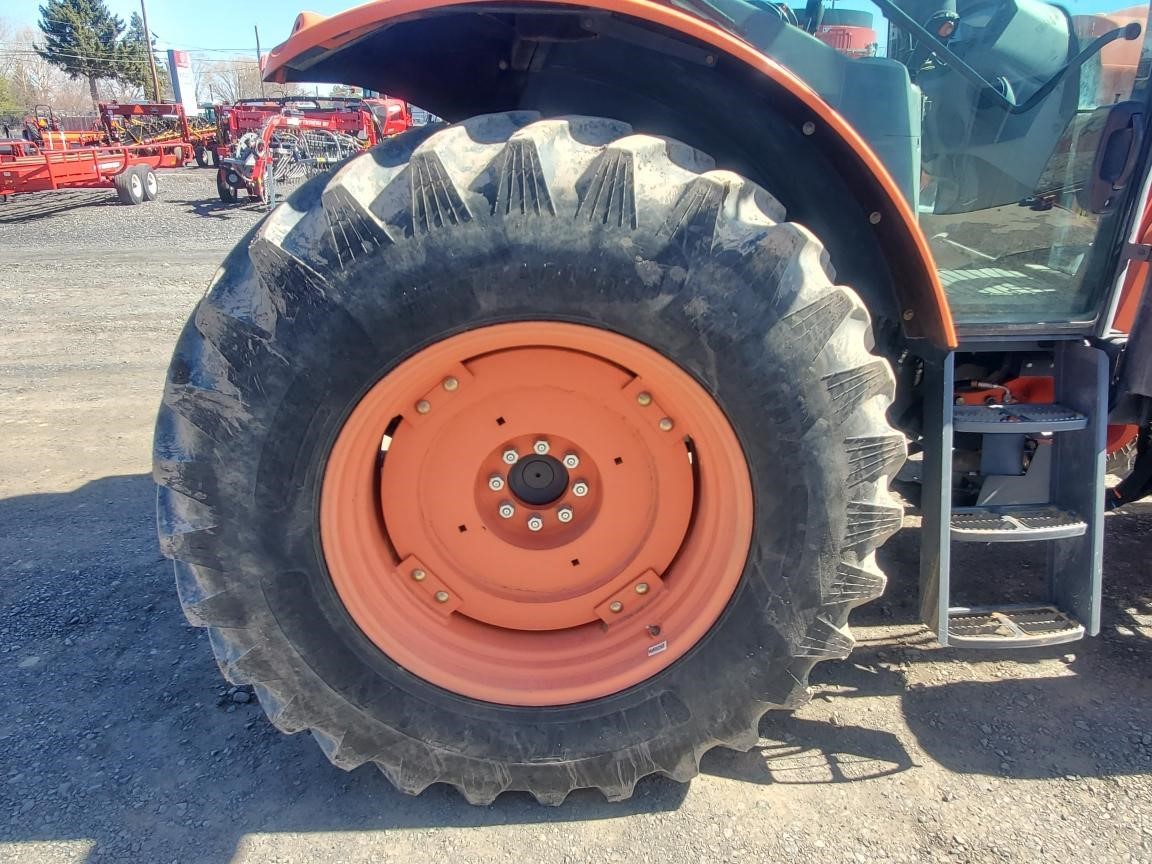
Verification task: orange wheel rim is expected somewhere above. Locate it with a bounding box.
[321,322,753,706]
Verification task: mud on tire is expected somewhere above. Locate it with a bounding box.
[154,112,905,805]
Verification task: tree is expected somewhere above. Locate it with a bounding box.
[121,11,169,102]
[36,0,133,109]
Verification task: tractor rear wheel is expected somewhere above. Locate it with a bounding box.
[155,113,904,804]
[114,167,145,205]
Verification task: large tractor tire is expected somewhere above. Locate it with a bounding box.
[155,113,905,804]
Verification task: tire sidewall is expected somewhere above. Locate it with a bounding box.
[203,214,848,762]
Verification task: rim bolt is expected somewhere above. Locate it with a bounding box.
[557,506,574,523]
[527,515,544,532]
[572,481,589,497]
[415,399,432,415]
[609,601,624,613]
[488,474,505,491]
[498,502,516,519]
[562,452,580,469]
[635,582,649,595]
[434,591,450,603]
[411,568,427,582]
[442,376,459,392]
[658,417,674,432]
[637,391,652,407]
[533,439,550,455]
[502,449,519,464]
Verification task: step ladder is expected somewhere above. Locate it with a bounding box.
[918,339,1107,648]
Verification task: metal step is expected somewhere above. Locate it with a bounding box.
[950,505,1087,542]
[947,605,1084,648]
[953,403,1087,434]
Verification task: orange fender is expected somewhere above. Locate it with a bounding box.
[266,0,956,348]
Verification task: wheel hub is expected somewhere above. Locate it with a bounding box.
[320,322,752,705]
[508,453,569,506]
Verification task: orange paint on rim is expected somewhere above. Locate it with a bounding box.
[265,0,955,348]
[320,322,753,706]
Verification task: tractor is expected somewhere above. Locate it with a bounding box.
[153,0,1152,804]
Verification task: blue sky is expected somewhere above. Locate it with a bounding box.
[3,0,1135,56]
[4,1,355,57]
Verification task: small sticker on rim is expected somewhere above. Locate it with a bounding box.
[647,640,668,657]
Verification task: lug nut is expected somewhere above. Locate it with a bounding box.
[609,601,624,613]
[498,502,516,519]
[572,481,589,497]
[527,515,544,532]
[635,582,649,595]
[488,474,505,491]
[533,439,550,455]
[658,417,674,432]
[502,449,519,464]
[411,568,427,582]
[557,506,574,523]
[434,591,450,603]
[562,452,580,469]
[637,391,652,407]
[415,399,431,415]
[442,376,459,391]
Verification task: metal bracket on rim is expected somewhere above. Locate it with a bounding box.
[594,569,665,625]
[396,555,462,616]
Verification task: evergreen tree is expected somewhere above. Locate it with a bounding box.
[37,0,130,110]
[122,12,169,102]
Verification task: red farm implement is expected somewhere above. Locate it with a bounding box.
[215,112,366,205]
[0,139,183,204]
[212,95,414,165]
[99,102,216,167]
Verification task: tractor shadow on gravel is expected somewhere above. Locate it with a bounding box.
[815,506,1152,783]
[2,475,1149,862]
[0,190,119,224]
[0,474,688,864]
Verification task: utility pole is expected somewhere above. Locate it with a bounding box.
[254,25,267,98]
[139,0,162,102]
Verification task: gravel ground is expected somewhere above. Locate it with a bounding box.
[1,167,1151,864]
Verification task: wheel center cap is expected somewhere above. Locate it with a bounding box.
[509,455,569,505]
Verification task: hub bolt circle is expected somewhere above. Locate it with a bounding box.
[572,481,589,497]
[557,506,574,523]
[533,439,550,455]
[502,449,519,464]
[562,452,580,469]
[527,515,544,532]
[488,474,505,491]
[498,502,516,519]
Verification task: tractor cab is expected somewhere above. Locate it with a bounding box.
[727,0,1152,648]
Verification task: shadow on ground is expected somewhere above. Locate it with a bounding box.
[1,475,1150,861]
[0,190,118,224]
[169,196,266,220]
